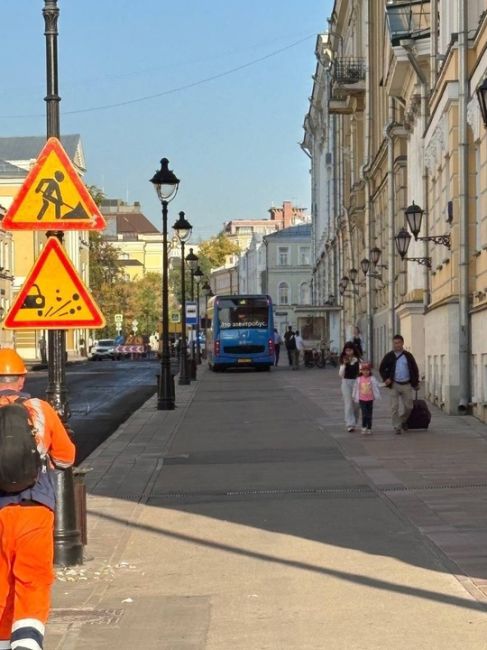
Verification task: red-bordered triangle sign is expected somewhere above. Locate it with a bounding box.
[4,237,105,330]
[3,137,106,231]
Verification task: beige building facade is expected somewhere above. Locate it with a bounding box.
[304,1,487,421]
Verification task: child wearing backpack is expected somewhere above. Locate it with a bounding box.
[0,349,75,650]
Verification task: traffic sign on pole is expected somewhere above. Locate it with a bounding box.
[2,137,106,231]
[4,237,105,329]
[185,301,197,325]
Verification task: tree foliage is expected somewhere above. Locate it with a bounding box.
[197,234,240,271]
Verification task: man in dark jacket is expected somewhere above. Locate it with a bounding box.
[379,334,419,435]
[283,326,296,367]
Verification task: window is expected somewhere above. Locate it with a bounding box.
[278,282,289,305]
[278,247,289,266]
[299,282,310,305]
[299,247,311,265]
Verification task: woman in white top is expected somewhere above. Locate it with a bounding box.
[338,341,361,431]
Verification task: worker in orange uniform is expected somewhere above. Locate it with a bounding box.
[0,349,75,650]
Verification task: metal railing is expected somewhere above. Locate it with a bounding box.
[333,58,366,84]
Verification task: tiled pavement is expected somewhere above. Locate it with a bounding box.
[281,363,487,600]
[44,362,487,648]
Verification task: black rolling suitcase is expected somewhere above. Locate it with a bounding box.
[406,390,431,430]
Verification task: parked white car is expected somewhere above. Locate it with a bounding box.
[90,339,117,361]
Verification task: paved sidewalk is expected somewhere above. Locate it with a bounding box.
[45,364,487,649]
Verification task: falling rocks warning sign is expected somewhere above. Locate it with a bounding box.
[4,237,105,330]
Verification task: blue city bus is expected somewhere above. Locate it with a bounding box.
[206,294,274,371]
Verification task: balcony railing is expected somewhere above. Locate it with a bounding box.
[333,58,366,85]
[386,0,431,47]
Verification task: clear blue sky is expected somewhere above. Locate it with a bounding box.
[0,0,332,239]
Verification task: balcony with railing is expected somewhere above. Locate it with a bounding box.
[385,0,431,47]
[333,58,366,85]
[329,58,366,114]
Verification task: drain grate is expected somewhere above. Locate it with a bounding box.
[384,481,487,493]
[149,485,376,502]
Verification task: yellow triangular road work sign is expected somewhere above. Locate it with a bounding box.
[4,237,105,330]
[2,137,106,231]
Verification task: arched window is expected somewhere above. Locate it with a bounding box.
[278,282,289,305]
[300,282,310,304]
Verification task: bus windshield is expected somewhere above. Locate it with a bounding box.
[217,297,269,329]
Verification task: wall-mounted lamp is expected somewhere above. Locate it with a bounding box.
[395,228,432,268]
[404,202,451,249]
[476,77,487,127]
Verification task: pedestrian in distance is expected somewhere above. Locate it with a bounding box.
[338,341,361,431]
[352,326,364,358]
[292,330,305,370]
[273,328,282,366]
[379,334,420,435]
[0,349,75,650]
[284,326,296,367]
[353,361,381,435]
[38,336,47,365]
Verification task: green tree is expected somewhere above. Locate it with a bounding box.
[197,234,240,273]
[131,272,163,335]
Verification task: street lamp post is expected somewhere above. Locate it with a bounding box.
[173,212,193,385]
[150,158,180,410]
[43,0,83,567]
[185,247,198,379]
[202,281,213,347]
[193,266,204,363]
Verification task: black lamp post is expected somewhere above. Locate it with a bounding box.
[150,158,180,409]
[185,247,198,379]
[202,280,213,344]
[173,211,193,385]
[395,227,432,268]
[476,77,487,127]
[43,0,83,567]
[193,265,204,363]
[349,268,358,284]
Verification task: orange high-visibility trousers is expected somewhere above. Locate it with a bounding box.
[0,505,54,649]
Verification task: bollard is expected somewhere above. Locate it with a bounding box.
[73,468,89,546]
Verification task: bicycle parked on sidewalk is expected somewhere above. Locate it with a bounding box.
[304,348,324,368]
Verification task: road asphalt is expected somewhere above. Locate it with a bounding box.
[25,359,158,462]
[45,364,487,649]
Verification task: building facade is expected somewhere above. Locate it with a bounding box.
[263,224,313,334]
[304,1,487,420]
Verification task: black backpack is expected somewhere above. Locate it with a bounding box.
[0,398,42,493]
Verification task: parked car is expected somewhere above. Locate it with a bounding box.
[90,339,117,361]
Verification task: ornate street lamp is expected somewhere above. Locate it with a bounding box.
[395,227,431,268]
[185,247,199,379]
[185,248,198,380]
[349,268,358,284]
[193,265,204,363]
[173,211,193,385]
[43,0,83,567]
[360,258,370,276]
[403,201,451,249]
[150,158,180,409]
[202,280,214,345]
[370,246,382,266]
[477,77,487,127]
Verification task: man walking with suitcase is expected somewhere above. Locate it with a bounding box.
[379,335,420,435]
